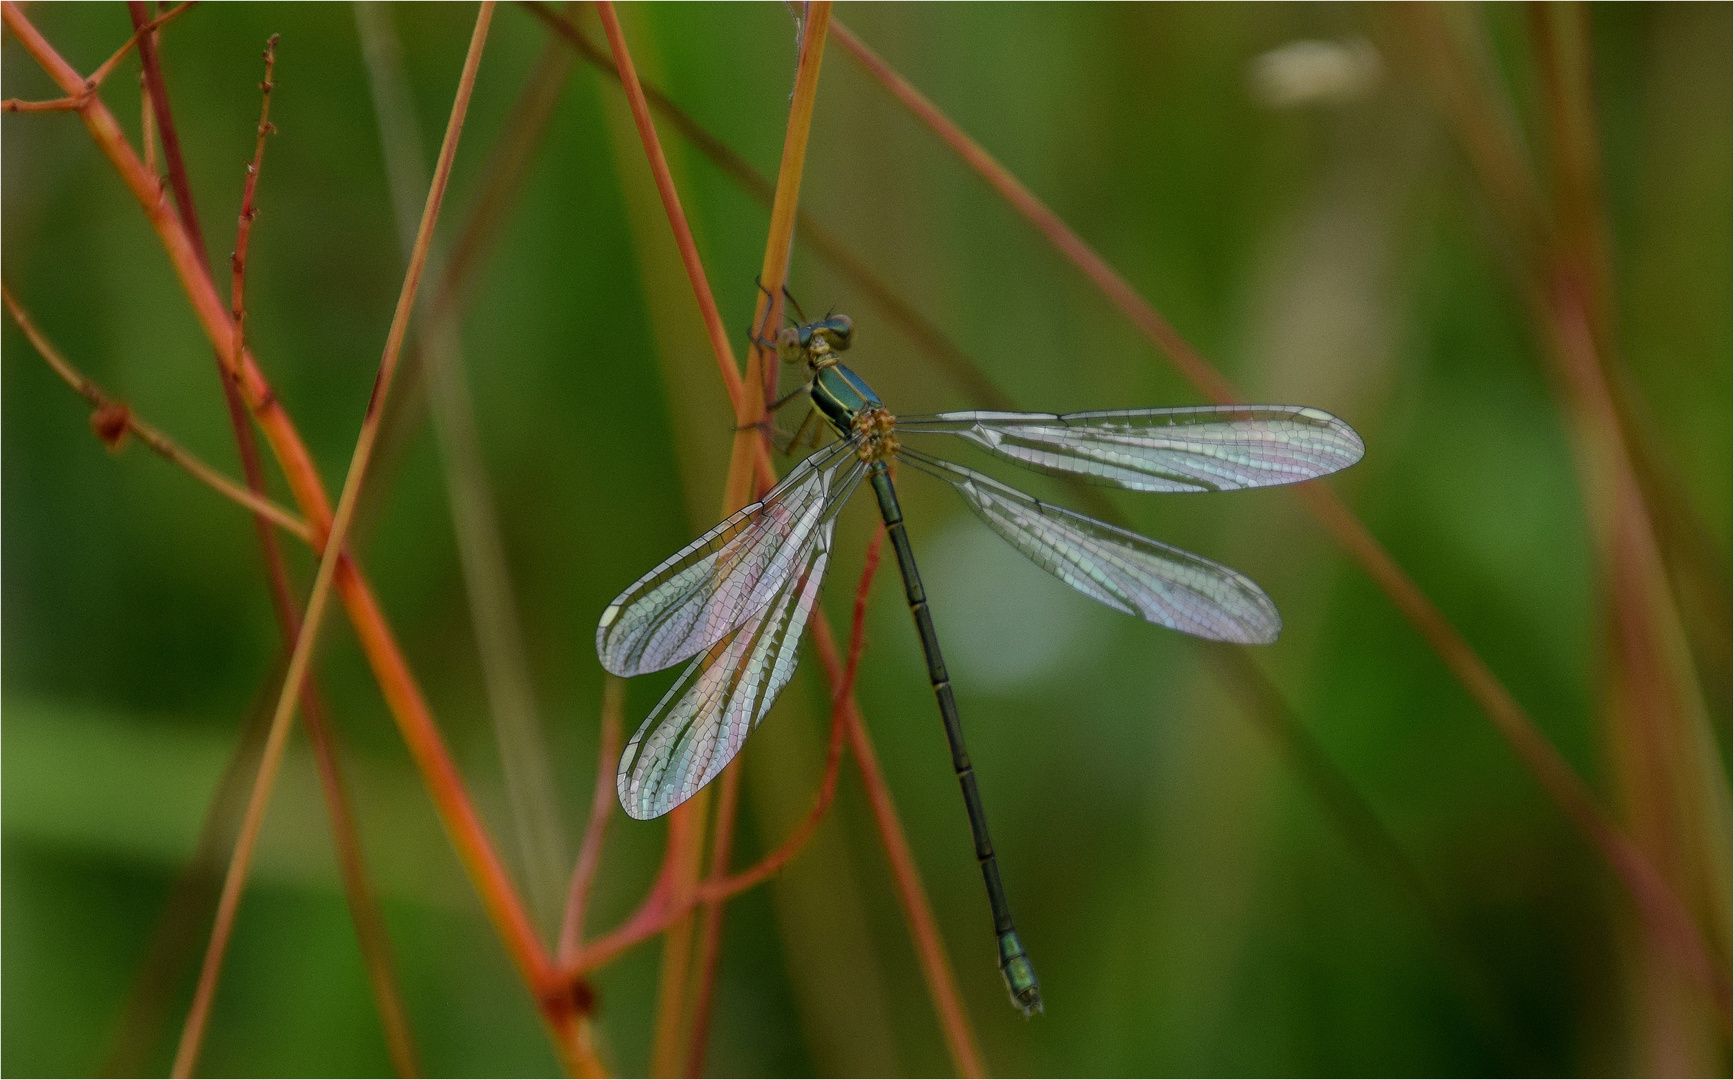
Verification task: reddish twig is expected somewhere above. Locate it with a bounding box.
[170,8,498,1075]
[1,6,596,1071]
[232,35,424,1076]
[594,6,834,1070]
[594,2,745,416]
[559,675,626,964]
[119,20,419,1074]
[2,284,309,540]
[685,526,886,1073]
[1,2,192,113]
[590,11,727,1070]
[809,611,987,1078]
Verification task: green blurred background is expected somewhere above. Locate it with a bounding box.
[3,3,1728,1076]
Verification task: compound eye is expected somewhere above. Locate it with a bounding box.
[775,326,805,364]
[822,314,854,351]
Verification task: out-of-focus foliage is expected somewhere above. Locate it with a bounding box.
[3,3,1727,1076]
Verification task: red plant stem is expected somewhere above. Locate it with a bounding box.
[591,10,727,1071]
[809,613,987,1078]
[682,758,742,1078]
[594,1,744,415]
[1,4,605,1070]
[595,7,834,1072]
[559,675,625,964]
[1,2,192,112]
[226,33,424,1075]
[126,12,411,1073]
[684,525,886,1074]
[125,12,420,1066]
[2,284,310,540]
[3,1,323,534]
[828,15,1724,988]
[170,8,498,1076]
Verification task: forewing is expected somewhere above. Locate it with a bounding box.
[597,440,858,677]
[615,495,844,820]
[903,450,1281,644]
[898,405,1363,493]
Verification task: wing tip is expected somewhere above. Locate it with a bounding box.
[1296,406,1366,471]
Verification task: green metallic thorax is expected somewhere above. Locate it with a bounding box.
[810,361,883,438]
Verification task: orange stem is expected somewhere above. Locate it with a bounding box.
[2,3,596,1069]
[594,1,744,415]
[170,8,498,1075]
[2,284,309,540]
[682,757,742,1077]
[560,675,625,963]
[593,7,833,1072]
[809,611,987,1078]
[218,30,422,1074]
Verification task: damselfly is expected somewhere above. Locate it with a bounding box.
[596,310,1364,1015]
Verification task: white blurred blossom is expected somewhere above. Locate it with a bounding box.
[1249,38,1383,109]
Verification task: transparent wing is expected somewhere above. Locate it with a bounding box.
[901,448,1281,644]
[616,465,857,819]
[897,405,1363,493]
[597,439,860,677]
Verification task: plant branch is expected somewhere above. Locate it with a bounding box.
[1,5,590,1068]
[357,0,571,940]
[118,17,421,1072]
[596,5,835,1070]
[2,2,192,113]
[2,284,310,542]
[238,33,424,1074]
[559,675,625,964]
[171,8,498,1074]
[595,1,745,417]
[809,612,987,1077]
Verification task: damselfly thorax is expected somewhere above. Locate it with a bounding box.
[773,312,901,464]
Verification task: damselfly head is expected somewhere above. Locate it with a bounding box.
[777,313,855,367]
